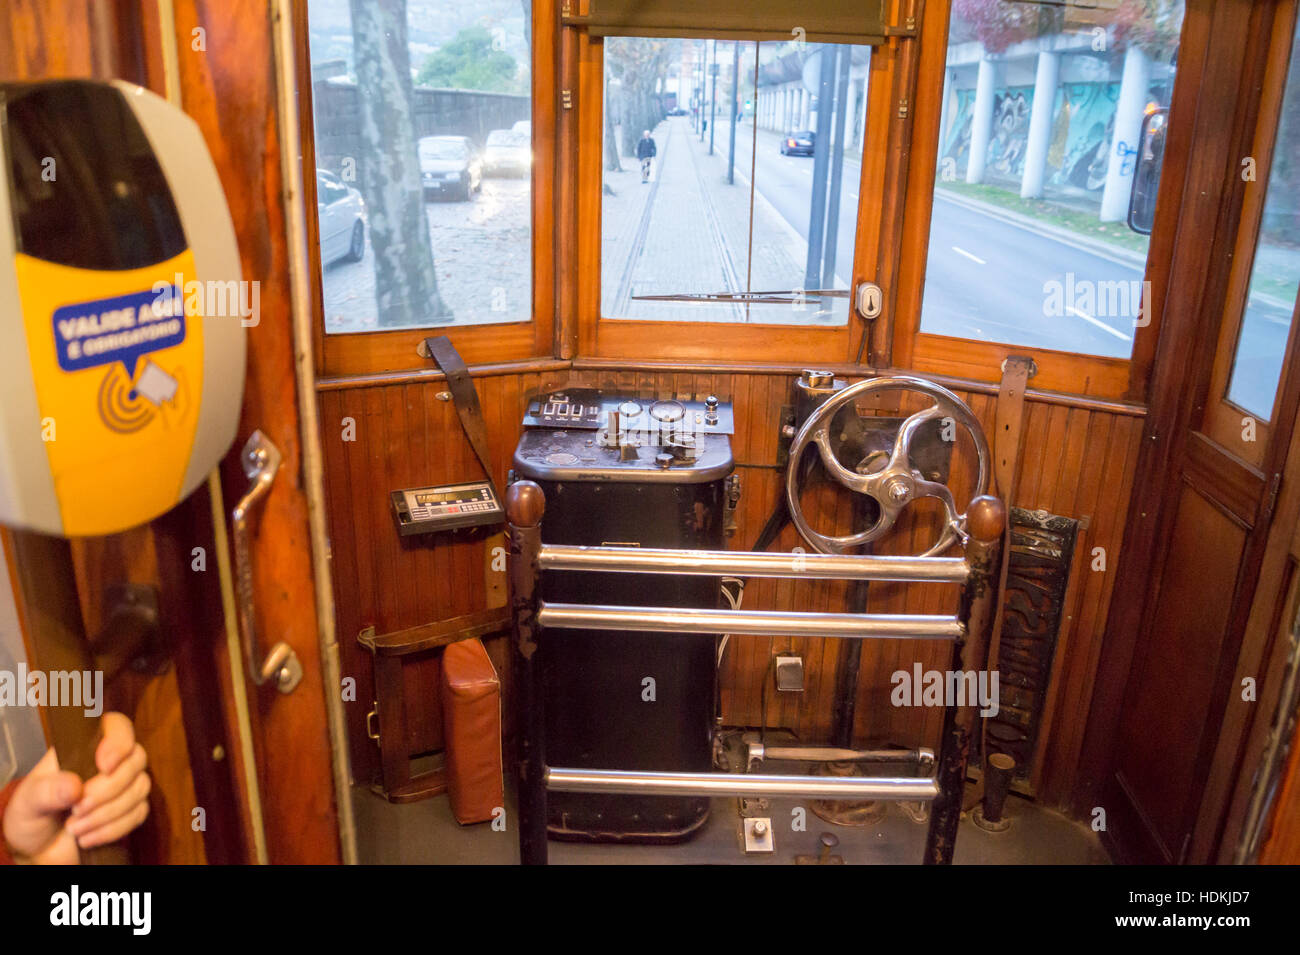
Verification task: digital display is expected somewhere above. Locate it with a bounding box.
[415,490,469,506]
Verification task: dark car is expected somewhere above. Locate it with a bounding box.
[780,130,815,156]
[418,135,482,201]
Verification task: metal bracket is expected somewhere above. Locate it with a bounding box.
[742,817,775,853]
[93,583,166,680]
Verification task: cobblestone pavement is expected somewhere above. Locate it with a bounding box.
[321,176,531,334]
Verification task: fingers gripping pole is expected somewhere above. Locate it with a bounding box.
[506,481,548,865]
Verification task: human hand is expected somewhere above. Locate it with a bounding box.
[1,712,150,864]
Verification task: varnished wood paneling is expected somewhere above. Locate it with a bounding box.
[1110,485,1247,860]
[321,367,1143,807]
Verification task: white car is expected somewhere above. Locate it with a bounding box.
[483,129,531,177]
[317,169,366,265]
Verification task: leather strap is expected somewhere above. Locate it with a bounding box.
[982,355,1035,778]
[423,336,498,496]
[993,356,1034,499]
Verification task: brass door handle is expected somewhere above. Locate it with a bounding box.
[232,430,302,694]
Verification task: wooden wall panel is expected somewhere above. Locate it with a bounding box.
[320,368,1143,808]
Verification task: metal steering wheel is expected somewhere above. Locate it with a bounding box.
[785,376,991,556]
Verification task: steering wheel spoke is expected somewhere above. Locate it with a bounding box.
[812,426,872,493]
[785,376,991,556]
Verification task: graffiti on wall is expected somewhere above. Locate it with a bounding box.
[940,81,1122,197]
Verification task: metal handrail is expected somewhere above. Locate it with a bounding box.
[504,479,1008,866]
[539,543,970,583]
[545,767,940,801]
[537,602,964,640]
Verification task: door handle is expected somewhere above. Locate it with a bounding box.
[232,430,303,694]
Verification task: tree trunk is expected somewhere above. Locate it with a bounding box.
[604,85,622,171]
[350,0,451,326]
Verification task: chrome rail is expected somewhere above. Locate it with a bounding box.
[545,767,940,801]
[504,479,1008,867]
[539,543,970,583]
[536,602,964,641]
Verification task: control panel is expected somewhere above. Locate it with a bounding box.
[523,389,735,435]
[390,480,503,536]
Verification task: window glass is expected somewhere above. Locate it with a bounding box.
[600,37,869,325]
[1226,19,1300,420]
[306,0,532,334]
[920,0,1185,357]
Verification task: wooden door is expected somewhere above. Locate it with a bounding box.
[1081,0,1300,864]
[0,0,350,865]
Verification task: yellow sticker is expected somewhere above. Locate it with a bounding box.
[15,250,205,536]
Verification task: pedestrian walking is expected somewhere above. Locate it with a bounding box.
[636,129,657,183]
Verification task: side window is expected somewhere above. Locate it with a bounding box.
[920,0,1185,357]
[306,0,532,334]
[1225,17,1300,420]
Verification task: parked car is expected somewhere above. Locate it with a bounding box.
[667,107,687,117]
[418,135,482,201]
[316,169,366,264]
[780,130,816,156]
[483,129,531,177]
[511,119,531,137]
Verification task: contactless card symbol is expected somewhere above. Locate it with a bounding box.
[96,360,185,434]
[52,284,187,377]
[133,361,179,406]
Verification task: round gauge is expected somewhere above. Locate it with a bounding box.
[649,399,686,423]
[617,400,642,418]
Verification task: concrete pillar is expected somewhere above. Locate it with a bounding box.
[857,76,869,148]
[938,69,953,154]
[966,56,1001,184]
[1100,44,1151,221]
[1020,51,1060,198]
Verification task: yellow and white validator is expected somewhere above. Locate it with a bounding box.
[0,79,246,537]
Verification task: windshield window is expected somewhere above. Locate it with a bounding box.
[421,140,468,159]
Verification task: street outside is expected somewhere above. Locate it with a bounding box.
[318,110,1294,417]
[320,175,531,333]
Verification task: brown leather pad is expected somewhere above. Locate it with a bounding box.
[440,638,504,825]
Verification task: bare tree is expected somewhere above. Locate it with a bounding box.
[604,38,677,157]
[350,0,451,326]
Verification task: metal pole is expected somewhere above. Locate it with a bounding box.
[822,45,852,290]
[727,39,740,184]
[805,44,836,289]
[506,480,548,865]
[833,496,874,748]
[709,40,718,155]
[546,767,939,801]
[700,41,709,141]
[924,495,1007,864]
[537,544,970,583]
[537,603,963,640]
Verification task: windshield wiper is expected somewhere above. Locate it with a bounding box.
[631,288,850,305]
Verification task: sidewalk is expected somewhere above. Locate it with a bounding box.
[601,116,844,324]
